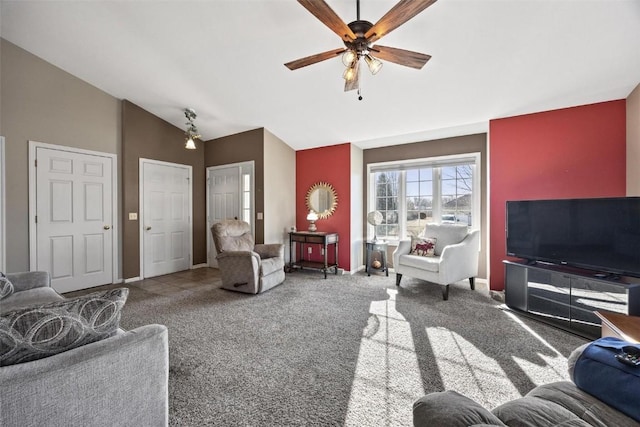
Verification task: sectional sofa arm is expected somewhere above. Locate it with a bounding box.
[5,271,51,292]
[0,324,169,427]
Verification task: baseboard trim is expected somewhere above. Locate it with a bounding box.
[124,276,141,284]
[191,263,209,269]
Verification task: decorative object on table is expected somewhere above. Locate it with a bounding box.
[284,0,436,98]
[366,210,383,241]
[183,107,201,150]
[306,211,318,232]
[306,182,338,219]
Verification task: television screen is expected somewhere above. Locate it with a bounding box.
[506,197,640,278]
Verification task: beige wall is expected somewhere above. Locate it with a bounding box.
[362,133,488,279]
[263,129,296,250]
[627,83,640,196]
[1,39,121,273]
[350,144,364,273]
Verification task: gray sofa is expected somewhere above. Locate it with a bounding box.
[0,271,169,427]
[413,343,640,426]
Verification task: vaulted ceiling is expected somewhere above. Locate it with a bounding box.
[2,0,639,150]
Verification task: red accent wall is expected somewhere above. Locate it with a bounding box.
[489,100,626,291]
[296,143,351,270]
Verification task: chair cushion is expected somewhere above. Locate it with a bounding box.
[424,224,468,256]
[0,287,128,366]
[399,254,440,272]
[211,220,255,252]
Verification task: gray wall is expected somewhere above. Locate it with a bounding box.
[1,39,121,273]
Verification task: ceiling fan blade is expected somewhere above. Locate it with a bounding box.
[297,0,357,41]
[365,0,437,43]
[285,48,346,70]
[371,45,431,69]
[344,61,360,92]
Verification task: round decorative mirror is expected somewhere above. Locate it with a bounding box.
[306,182,338,219]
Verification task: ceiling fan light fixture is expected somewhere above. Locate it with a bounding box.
[365,54,383,75]
[343,63,358,81]
[342,49,357,66]
[183,107,201,150]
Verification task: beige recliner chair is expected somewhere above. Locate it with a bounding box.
[393,223,480,300]
[211,220,285,294]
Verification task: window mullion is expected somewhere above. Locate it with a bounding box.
[399,170,407,239]
[433,167,441,223]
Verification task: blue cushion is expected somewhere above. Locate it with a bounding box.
[573,337,640,422]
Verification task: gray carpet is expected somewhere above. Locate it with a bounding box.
[114,269,588,426]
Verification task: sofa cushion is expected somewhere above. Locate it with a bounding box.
[0,273,13,300]
[410,237,437,257]
[399,254,440,272]
[1,287,65,312]
[413,390,507,427]
[424,224,468,256]
[0,287,128,366]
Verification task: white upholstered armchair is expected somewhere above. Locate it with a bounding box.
[393,223,480,300]
[211,220,285,294]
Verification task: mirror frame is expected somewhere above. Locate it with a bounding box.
[306,181,338,219]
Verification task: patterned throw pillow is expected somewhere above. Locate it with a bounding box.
[0,273,14,300]
[0,287,128,366]
[410,237,437,257]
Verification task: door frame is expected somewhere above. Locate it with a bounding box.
[139,158,193,279]
[0,136,5,272]
[28,140,119,281]
[206,161,255,267]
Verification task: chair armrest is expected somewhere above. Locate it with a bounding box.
[392,239,412,268]
[439,230,480,283]
[254,243,284,259]
[413,391,506,426]
[5,271,50,292]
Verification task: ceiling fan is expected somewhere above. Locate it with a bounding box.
[285,0,437,95]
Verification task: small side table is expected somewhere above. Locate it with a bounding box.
[595,311,640,343]
[365,241,388,276]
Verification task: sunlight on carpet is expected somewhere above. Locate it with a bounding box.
[344,288,423,426]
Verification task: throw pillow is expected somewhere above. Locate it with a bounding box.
[410,237,437,257]
[0,287,128,366]
[0,273,14,300]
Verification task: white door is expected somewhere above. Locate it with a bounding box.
[207,166,241,267]
[142,160,191,278]
[35,147,113,293]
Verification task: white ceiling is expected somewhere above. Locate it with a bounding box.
[2,0,639,150]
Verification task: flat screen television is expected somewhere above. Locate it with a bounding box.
[506,197,640,278]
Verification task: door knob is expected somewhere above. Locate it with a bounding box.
[146,226,152,231]
[103,225,111,230]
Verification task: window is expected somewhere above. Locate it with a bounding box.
[368,154,480,241]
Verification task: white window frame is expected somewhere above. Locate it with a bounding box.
[367,153,481,244]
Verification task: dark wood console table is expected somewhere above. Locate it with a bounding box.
[289,231,339,279]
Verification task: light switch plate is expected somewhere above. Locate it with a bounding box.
[257,212,263,220]
[129,212,138,220]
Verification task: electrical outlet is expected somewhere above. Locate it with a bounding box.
[321,248,324,255]
[307,247,312,254]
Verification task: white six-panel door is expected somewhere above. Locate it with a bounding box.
[35,146,114,293]
[141,160,191,278]
[207,166,241,267]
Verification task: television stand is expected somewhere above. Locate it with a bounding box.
[504,260,640,340]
